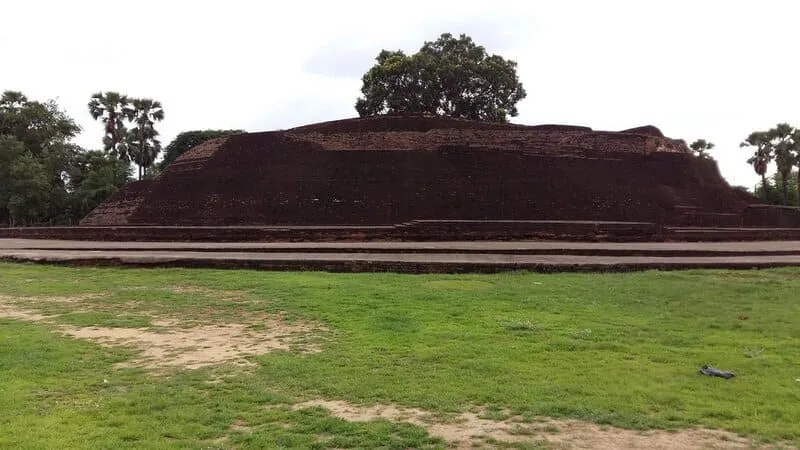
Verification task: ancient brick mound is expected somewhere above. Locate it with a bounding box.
[81,180,154,226]
[621,125,665,137]
[81,116,783,230]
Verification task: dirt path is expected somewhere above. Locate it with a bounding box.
[3,247,800,273]
[3,238,800,252]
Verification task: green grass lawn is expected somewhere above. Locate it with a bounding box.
[1,262,799,449]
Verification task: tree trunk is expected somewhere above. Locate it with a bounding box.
[112,147,118,186]
[796,170,800,206]
[761,175,768,201]
[138,139,145,181]
[782,173,789,205]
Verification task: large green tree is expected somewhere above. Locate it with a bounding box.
[127,98,164,180]
[1,91,82,225]
[159,129,243,170]
[1,90,132,225]
[754,170,799,206]
[67,150,132,219]
[0,135,27,225]
[355,33,527,122]
[7,151,50,225]
[1,91,80,156]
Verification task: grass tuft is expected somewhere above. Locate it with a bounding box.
[500,319,541,332]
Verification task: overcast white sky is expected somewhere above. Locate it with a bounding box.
[2,0,798,188]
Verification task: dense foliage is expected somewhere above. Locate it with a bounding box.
[741,123,800,204]
[88,92,164,180]
[753,170,799,206]
[689,139,714,160]
[356,33,526,122]
[0,91,131,225]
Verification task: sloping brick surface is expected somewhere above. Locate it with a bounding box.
[82,116,778,229]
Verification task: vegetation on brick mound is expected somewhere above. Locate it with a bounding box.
[1,264,799,448]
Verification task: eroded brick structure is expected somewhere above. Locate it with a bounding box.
[81,116,794,229]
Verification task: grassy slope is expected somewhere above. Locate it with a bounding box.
[1,263,799,448]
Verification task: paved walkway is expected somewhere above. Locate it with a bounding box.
[4,239,800,252]
[2,239,800,272]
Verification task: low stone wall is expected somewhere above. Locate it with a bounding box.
[743,205,800,227]
[4,220,800,242]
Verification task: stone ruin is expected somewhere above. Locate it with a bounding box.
[74,115,799,240]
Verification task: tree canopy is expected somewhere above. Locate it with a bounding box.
[88,91,131,160]
[67,150,132,219]
[741,124,800,204]
[1,90,130,225]
[159,129,244,170]
[689,139,714,160]
[754,170,799,206]
[355,33,527,122]
[88,92,165,180]
[127,98,165,180]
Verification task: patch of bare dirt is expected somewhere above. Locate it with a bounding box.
[0,294,326,370]
[229,419,252,433]
[294,400,784,449]
[169,285,215,295]
[32,293,106,304]
[62,317,322,369]
[0,299,50,321]
[0,293,105,308]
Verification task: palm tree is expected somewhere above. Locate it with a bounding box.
[127,98,164,180]
[87,92,132,162]
[767,123,797,205]
[741,131,772,200]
